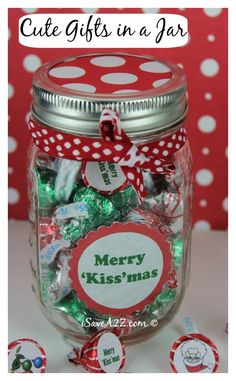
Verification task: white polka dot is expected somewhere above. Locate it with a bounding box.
[113,89,139,94]
[175,144,180,149]
[200,58,219,77]
[92,142,101,148]
[142,8,160,13]
[49,137,55,143]
[35,140,39,145]
[154,160,161,166]
[139,61,170,73]
[63,83,96,93]
[157,168,164,172]
[23,54,42,72]
[162,150,169,156]
[153,148,159,154]
[137,178,140,185]
[64,142,71,149]
[207,34,215,42]
[113,156,120,162]
[74,138,81,145]
[56,134,63,140]
[81,8,98,13]
[44,146,50,152]
[204,92,213,100]
[8,83,14,99]
[103,149,112,155]
[92,153,101,159]
[127,172,135,180]
[194,220,211,231]
[196,169,214,186]
[36,131,41,137]
[159,140,165,146]
[32,133,36,138]
[91,56,125,67]
[172,134,176,140]
[21,8,38,13]
[43,139,49,145]
[140,184,144,192]
[142,146,149,153]
[153,78,170,88]
[202,147,210,155]
[101,73,138,85]
[178,135,183,141]
[8,137,17,153]
[73,150,80,156]
[82,146,90,152]
[56,145,62,151]
[198,115,216,133]
[167,142,173,148]
[199,199,207,207]
[42,129,48,135]
[222,197,228,212]
[115,144,123,151]
[58,152,64,157]
[203,8,222,17]
[49,66,85,79]
[8,188,20,204]
[8,167,14,174]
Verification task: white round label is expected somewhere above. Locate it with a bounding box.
[170,334,219,373]
[69,223,171,315]
[97,332,124,373]
[83,161,127,193]
[8,339,46,373]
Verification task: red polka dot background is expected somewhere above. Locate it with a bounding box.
[8,8,228,230]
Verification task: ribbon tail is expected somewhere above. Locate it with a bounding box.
[122,167,146,203]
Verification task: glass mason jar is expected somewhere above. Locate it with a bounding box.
[27,53,192,345]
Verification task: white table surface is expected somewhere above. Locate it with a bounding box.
[8,220,228,373]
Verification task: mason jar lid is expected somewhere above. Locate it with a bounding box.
[32,52,187,138]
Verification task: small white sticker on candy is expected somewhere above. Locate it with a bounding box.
[170,333,219,373]
[83,161,127,193]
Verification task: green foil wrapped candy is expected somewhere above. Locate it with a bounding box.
[62,218,92,242]
[35,167,57,209]
[54,291,94,326]
[155,288,177,306]
[172,238,183,268]
[62,187,120,242]
[109,185,139,212]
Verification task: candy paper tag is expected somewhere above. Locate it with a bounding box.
[83,161,127,194]
[8,339,46,373]
[40,239,70,264]
[55,202,88,220]
[170,333,219,373]
[97,332,125,373]
[69,222,171,315]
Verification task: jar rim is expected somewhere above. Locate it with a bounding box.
[32,52,187,137]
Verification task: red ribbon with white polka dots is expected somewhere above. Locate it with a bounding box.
[28,109,187,200]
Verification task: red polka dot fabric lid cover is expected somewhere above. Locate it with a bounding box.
[45,53,175,97]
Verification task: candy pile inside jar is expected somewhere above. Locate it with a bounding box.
[31,139,184,337]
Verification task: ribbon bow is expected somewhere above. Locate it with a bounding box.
[28,109,187,200]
